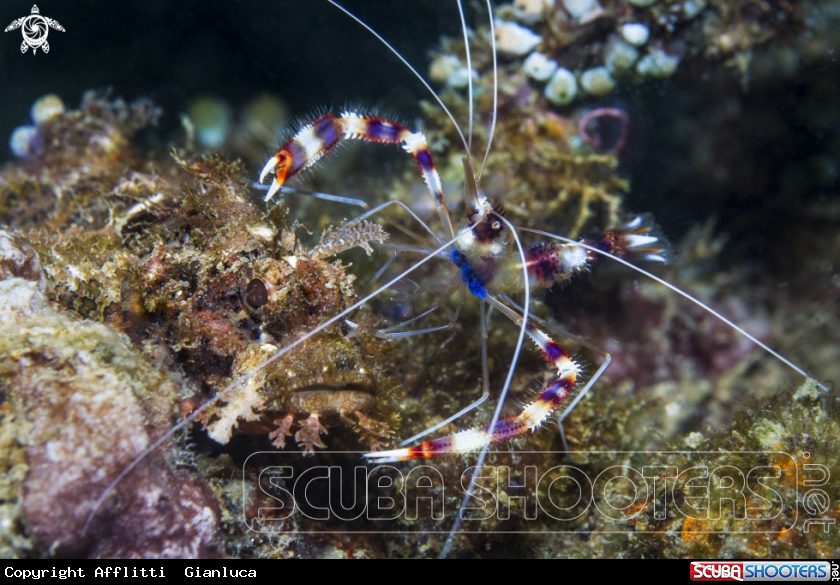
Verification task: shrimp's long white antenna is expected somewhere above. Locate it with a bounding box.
[440,211,530,559]
[326,0,474,165]
[477,0,497,184]
[521,226,830,392]
[456,0,474,153]
[82,236,459,537]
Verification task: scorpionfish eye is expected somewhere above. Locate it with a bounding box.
[244,278,269,309]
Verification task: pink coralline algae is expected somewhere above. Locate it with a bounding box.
[0,231,223,558]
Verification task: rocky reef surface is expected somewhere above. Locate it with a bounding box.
[0,233,223,558]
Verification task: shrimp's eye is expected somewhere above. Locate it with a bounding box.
[491,221,501,230]
[244,278,269,308]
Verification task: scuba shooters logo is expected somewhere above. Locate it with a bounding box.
[691,563,744,582]
[691,561,835,582]
[246,450,826,532]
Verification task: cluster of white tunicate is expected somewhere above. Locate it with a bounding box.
[512,0,555,24]
[186,97,231,149]
[495,19,543,56]
[9,94,65,159]
[463,0,688,107]
[579,67,616,96]
[605,37,640,74]
[621,23,650,47]
[520,48,579,106]
[562,0,603,22]
[31,94,65,125]
[241,94,289,145]
[429,53,478,90]
[9,127,39,159]
[636,48,680,78]
[183,93,289,152]
[544,68,578,105]
[523,52,558,81]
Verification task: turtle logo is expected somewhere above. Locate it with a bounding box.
[5,5,65,55]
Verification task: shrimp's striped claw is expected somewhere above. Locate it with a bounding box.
[259,113,345,202]
[259,111,448,230]
[584,213,670,264]
[522,215,668,288]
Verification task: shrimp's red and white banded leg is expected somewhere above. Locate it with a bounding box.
[365,304,580,463]
[500,294,608,358]
[495,295,612,451]
[342,113,450,238]
[260,111,454,238]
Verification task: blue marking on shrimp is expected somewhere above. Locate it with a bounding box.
[450,248,488,298]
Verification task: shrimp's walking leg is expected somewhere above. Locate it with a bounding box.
[500,295,606,357]
[376,284,466,340]
[260,112,454,238]
[273,186,437,244]
[397,298,492,447]
[377,281,463,336]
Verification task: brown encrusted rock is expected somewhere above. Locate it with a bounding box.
[0,276,223,558]
[0,230,48,294]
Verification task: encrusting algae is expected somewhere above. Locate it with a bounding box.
[3,92,400,456]
[0,93,406,557]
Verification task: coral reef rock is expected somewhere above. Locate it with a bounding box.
[0,233,223,558]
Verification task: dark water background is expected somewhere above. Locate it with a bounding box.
[0,1,461,150]
[1,0,838,274]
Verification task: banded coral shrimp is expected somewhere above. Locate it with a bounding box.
[79,0,834,558]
